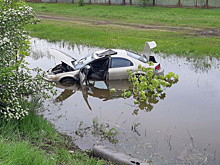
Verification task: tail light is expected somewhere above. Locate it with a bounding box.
[155,64,160,70]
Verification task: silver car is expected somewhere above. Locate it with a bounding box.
[45,41,164,84]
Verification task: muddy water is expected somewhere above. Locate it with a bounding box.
[28,38,220,164]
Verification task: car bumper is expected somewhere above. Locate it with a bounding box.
[154,68,164,76]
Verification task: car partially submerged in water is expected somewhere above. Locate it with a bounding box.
[45,41,164,84]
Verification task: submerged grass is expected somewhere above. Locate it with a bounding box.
[0,98,109,165]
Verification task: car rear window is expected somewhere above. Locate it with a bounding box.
[127,51,147,63]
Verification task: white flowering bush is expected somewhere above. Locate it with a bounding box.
[0,0,54,120]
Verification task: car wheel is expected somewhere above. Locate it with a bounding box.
[135,73,146,81]
[60,78,75,86]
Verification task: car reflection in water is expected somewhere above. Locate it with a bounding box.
[54,80,167,114]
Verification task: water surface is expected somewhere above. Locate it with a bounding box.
[28,38,220,164]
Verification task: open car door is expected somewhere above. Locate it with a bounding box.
[79,55,111,87]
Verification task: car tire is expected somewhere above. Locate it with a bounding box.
[135,73,147,81]
[60,78,75,86]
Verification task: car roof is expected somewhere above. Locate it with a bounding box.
[93,49,128,59]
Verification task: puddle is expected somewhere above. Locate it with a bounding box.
[27,38,220,164]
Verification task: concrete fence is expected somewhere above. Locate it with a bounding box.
[28,0,220,8]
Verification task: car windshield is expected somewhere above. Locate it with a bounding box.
[127,51,147,63]
[73,53,94,70]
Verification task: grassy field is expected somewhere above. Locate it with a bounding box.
[0,99,109,165]
[29,3,220,29]
[26,3,220,58]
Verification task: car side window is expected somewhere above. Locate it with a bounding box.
[110,57,133,68]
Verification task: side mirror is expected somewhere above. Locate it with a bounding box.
[84,65,91,70]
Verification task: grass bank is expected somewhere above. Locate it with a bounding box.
[26,3,220,58]
[0,99,109,165]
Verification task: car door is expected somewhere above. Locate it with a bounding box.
[108,57,134,80]
[79,56,111,87]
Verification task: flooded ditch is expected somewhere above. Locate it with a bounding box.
[28,38,220,164]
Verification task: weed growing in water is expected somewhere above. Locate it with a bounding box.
[75,118,118,144]
[92,117,118,143]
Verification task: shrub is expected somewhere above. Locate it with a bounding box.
[78,0,85,6]
[0,0,54,120]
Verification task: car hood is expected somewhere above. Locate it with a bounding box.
[49,48,76,69]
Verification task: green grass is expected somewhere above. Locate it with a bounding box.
[29,3,220,29]
[0,139,53,165]
[0,98,109,165]
[26,19,220,58]
[26,3,220,58]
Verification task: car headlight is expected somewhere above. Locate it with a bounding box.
[47,74,56,80]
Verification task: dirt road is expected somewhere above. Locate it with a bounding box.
[37,13,220,37]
